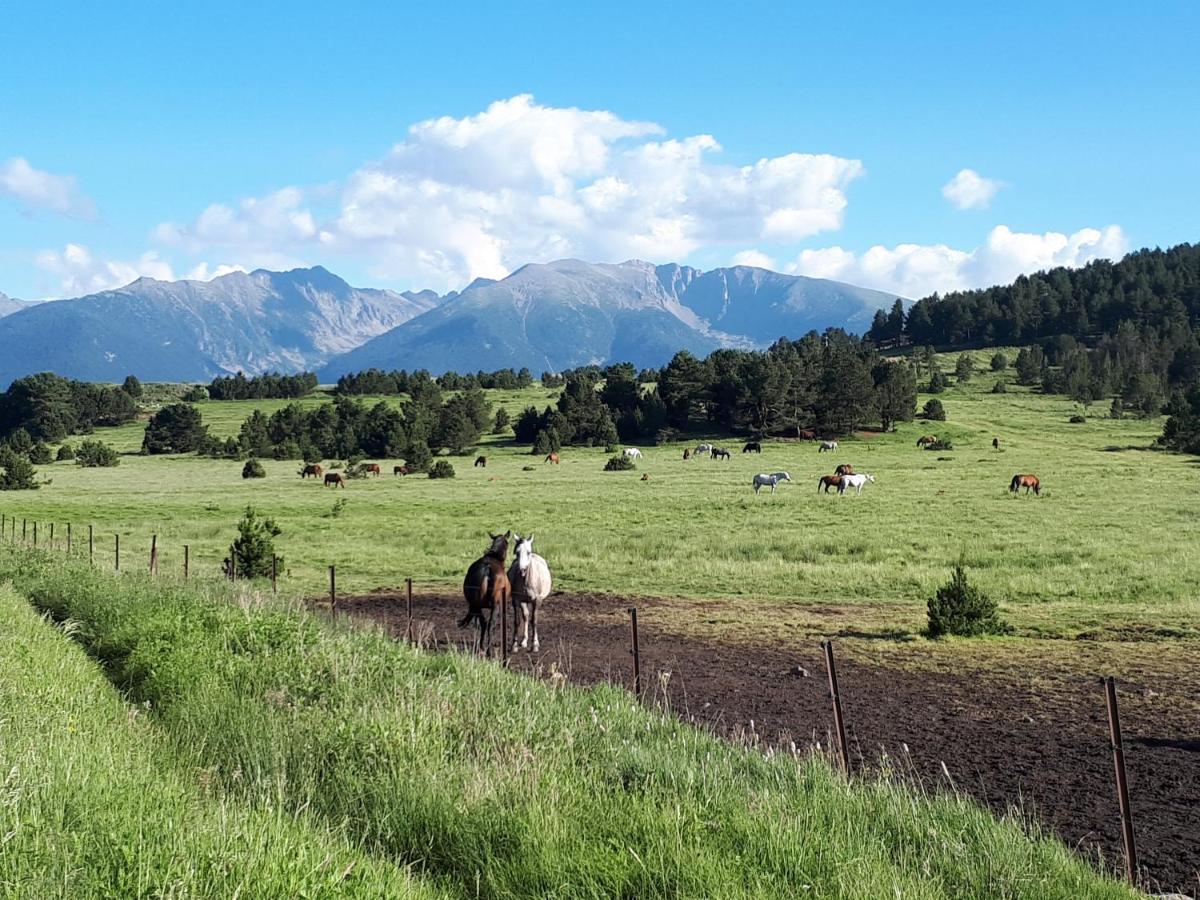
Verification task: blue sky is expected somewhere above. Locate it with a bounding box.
[2,1,1197,300]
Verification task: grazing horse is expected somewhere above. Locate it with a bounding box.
[838,473,876,495]
[544,452,560,464]
[300,463,323,479]
[818,440,838,453]
[992,437,1000,450]
[324,472,346,488]
[917,435,938,448]
[711,447,731,460]
[641,473,651,481]
[1010,473,1041,495]
[460,531,512,654]
[834,464,855,476]
[682,448,691,460]
[364,463,381,476]
[393,465,409,476]
[752,472,791,494]
[817,474,843,493]
[798,429,817,441]
[507,533,552,653]
[694,443,713,457]
[743,441,762,454]
[623,447,643,460]
[474,456,487,468]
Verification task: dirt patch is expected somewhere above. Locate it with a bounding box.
[329,589,1200,895]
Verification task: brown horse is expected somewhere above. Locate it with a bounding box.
[742,441,762,453]
[682,448,691,460]
[393,465,409,476]
[1010,473,1040,495]
[917,435,938,447]
[818,474,843,493]
[798,429,817,441]
[834,464,855,476]
[460,531,512,655]
[474,456,487,468]
[640,473,651,481]
[711,447,731,460]
[992,437,1000,450]
[544,452,560,464]
[324,472,346,488]
[364,463,381,476]
[300,463,323,478]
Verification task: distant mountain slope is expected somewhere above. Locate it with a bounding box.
[321,259,900,376]
[0,268,440,385]
[0,292,33,318]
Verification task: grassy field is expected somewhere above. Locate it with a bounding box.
[4,350,1198,642]
[0,548,1136,898]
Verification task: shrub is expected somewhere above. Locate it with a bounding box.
[428,460,455,479]
[28,442,54,465]
[55,443,76,461]
[76,440,120,467]
[532,427,561,456]
[927,566,1009,638]
[492,407,511,434]
[182,385,209,402]
[0,454,38,490]
[403,441,432,472]
[924,438,954,451]
[604,454,636,471]
[121,374,143,399]
[990,352,1008,372]
[954,355,975,383]
[927,370,948,394]
[229,507,281,579]
[1109,397,1123,420]
[921,398,946,421]
[1069,414,1087,424]
[242,458,266,479]
[991,380,1007,394]
[143,403,208,454]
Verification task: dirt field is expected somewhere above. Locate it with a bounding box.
[332,589,1200,896]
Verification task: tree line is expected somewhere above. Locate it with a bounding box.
[334,366,536,395]
[206,371,318,400]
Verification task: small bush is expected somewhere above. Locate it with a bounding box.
[927,565,1009,638]
[0,453,38,490]
[182,384,209,402]
[925,438,954,451]
[1069,414,1086,424]
[927,370,948,394]
[954,355,974,383]
[492,407,511,434]
[991,380,1007,394]
[28,442,54,465]
[428,460,456,479]
[532,427,561,456]
[604,454,636,471]
[242,458,267,479]
[76,440,120,467]
[228,507,281,580]
[55,443,76,461]
[326,497,348,518]
[990,352,1008,372]
[921,399,946,421]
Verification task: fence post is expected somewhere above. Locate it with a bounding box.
[1104,677,1138,887]
[271,555,277,593]
[149,535,158,575]
[329,565,336,618]
[628,607,642,698]
[33,522,38,548]
[114,534,120,572]
[184,544,189,580]
[229,544,236,581]
[67,522,72,554]
[406,577,413,646]
[88,525,94,565]
[22,519,27,543]
[50,523,55,549]
[1,514,5,538]
[823,640,852,776]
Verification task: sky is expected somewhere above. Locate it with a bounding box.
[2,1,1197,301]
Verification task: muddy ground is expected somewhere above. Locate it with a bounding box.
[328,589,1199,895]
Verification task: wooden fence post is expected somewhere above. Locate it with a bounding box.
[628,607,642,698]
[271,555,278,592]
[406,577,413,646]
[67,522,72,554]
[33,522,37,548]
[184,544,189,580]
[88,525,94,564]
[149,535,158,574]
[823,640,852,775]
[114,534,120,572]
[1104,677,1139,887]
[49,522,55,549]
[329,565,337,618]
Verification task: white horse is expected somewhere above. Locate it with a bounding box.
[837,473,875,495]
[819,440,838,453]
[623,447,643,460]
[693,443,713,457]
[752,472,791,494]
[507,533,552,652]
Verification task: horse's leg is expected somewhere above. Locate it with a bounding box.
[513,596,523,652]
[521,601,532,649]
[482,606,492,657]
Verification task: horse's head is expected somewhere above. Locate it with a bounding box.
[513,533,534,575]
[866,474,876,483]
[487,530,511,560]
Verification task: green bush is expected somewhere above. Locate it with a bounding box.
[927,370,948,394]
[954,355,975,383]
[604,454,636,471]
[991,380,1008,394]
[55,442,76,461]
[75,439,120,468]
[0,453,38,490]
[143,403,208,454]
[921,398,946,421]
[492,407,511,434]
[1069,414,1087,424]
[182,384,209,402]
[229,507,281,580]
[427,460,455,479]
[924,438,954,451]
[927,566,1009,638]
[532,427,561,456]
[242,458,267,479]
[990,352,1008,372]
[28,442,54,465]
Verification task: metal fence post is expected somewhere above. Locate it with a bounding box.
[329,565,336,618]
[149,534,158,574]
[1104,677,1138,887]
[628,607,642,698]
[406,577,414,646]
[823,640,851,775]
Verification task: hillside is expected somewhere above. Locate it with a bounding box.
[321,258,900,376]
[0,292,31,317]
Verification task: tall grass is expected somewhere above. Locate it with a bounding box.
[1,548,1136,898]
[0,581,443,899]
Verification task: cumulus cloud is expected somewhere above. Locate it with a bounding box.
[153,94,865,289]
[941,168,1003,210]
[731,249,778,269]
[0,157,97,219]
[35,243,175,296]
[786,225,1127,298]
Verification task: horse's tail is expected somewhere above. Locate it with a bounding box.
[1010,475,1019,491]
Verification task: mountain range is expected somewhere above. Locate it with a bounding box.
[0,261,900,385]
[0,292,33,318]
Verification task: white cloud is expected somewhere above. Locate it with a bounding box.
[34,243,175,296]
[153,94,865,290]
[786,225,1127,298]
[0,157,97,219]
[731,249,778,269]
[941,168,1003,210]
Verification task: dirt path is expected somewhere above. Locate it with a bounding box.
[331,589,1200,896]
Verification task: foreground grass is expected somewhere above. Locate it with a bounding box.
[0,582,442,899]
[1,548,1136,898]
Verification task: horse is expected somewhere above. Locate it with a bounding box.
[1010,473,1040,495]
[623,447,643,460]
[743,441,762,454]
[838,473,876,495]
[752,472,791,494]
[544,452,560,464]
[640,473,651,481]
[917,435,938,448]
[694,443,713,457]
[817,474,843,493]
[460,531,512,655]
[299,463,323,478]
[324,472,346,488]
[393,465,409,476]
[992,437,1000,450]
[682,448,691,460]
[798,429,817,441]
[474,456,487,468]
[834,464,855,476]
[711,447,731,460]
[818,440,838,453]
[507,533,551,653]
[364,463,381,476]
